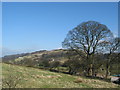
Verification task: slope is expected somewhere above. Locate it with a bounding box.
[2,63,119,88]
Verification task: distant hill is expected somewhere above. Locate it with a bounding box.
[2,53,30,62]
[2,50,47,62]
[2,49,71,66]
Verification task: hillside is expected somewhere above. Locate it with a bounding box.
[2,63,119,88]
[2,50,46,62]
[2,49,70,66]
[2,49,120,76]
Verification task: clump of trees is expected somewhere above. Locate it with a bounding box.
[63,50,85,75]
[99,37,120,78]
[38,59,61,71]
[64,58,82,75]
[14,57,38,67]
[49,61,61,71]
[62,21,120,78]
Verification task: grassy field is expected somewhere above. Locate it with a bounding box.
[1,63,119,88]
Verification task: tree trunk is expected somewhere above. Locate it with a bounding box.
[105,64,110,79]
[91,54,95,77]
[86,67,90,76]
[91,68,94,77]
[68,66,72,74]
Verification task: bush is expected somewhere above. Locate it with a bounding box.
[2,74,21,88]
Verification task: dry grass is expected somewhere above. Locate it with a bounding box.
[2,63,119,88]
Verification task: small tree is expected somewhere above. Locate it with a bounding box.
[63,55,83,75]
[99,37,120,78]
[40,60,50,68]
[50,61,60,71]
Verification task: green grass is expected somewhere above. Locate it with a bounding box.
[1,63,119,88]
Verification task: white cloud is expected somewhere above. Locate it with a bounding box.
[0,46,46,57]
[56,47,63,49]
[1,47,21,57]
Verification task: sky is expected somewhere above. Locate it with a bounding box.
[2,2,118,56]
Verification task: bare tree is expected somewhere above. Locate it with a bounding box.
[62,21,113,76]
[99,37,120,78]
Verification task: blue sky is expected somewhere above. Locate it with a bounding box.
[2,2,118,56]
